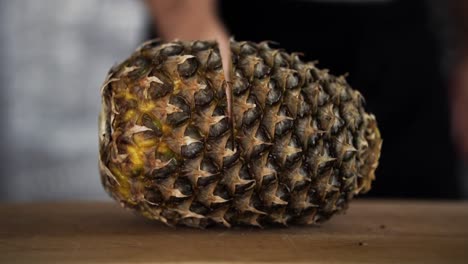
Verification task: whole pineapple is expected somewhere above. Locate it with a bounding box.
[99,39,382,228]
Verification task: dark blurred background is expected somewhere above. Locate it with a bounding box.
[0,0,467,201]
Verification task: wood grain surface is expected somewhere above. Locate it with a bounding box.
[1,200,467,264]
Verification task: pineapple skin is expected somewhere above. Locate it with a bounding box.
[99,39,382,228]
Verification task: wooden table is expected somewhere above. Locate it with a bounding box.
[1,200,467,264]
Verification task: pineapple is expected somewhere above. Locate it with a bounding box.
[99,39,382,228]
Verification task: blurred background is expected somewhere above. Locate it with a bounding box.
[0,0,467,201]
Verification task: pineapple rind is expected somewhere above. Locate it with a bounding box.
[99,39,382,228]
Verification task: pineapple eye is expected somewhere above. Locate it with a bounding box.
[181,142,204,159]
[297,100,311,117]
[274,53,289,68]
[174,176,193,196]
[234,180,255,195]
[145,189,164,205]
[254,61,270,79]
[177,57,198,78]
[192,41,211,51]
[194,85,214,106]
[200,158,219,174]
[286,72,300,89]
[152,159,177,181]
[207,50,222,70]
[242,108,261,128]
[148,82,173,99]
[232,75,249,95]
[275,107,294,137]
[222,145,240,168]
[262,173,277,187]
[124,57,152,80]
[292,180,309,192]
[234,164,256,194]
[213,184,230,201]
[317,88,329,106]
[189,202,210,215]
[166,95,190,123]
[240,42,257,55]
[342,150,355,162]
[266,80,282,105]
[160,43,183,56]
[209,117,229,138]
[141,114,163,137]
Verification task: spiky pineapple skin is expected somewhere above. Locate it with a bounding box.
[99,39,382,228]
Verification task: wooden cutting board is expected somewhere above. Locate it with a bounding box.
[1,200,467,263]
